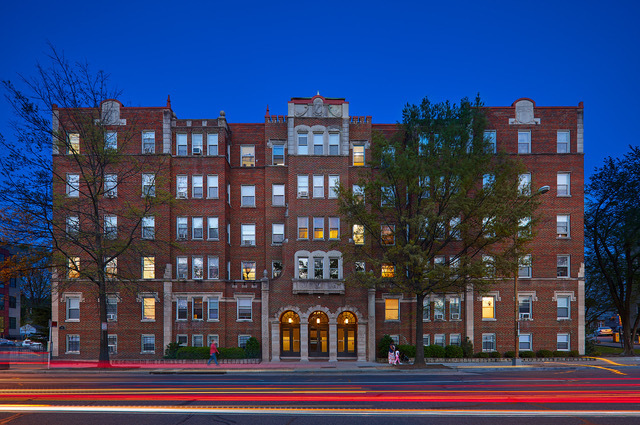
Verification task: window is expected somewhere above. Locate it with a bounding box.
[108,334,117,354]
[272,223,285,244]
[313,217,324,240]
[381,225,395,245]
[423,298,431,321]
[238,335,251,349]
[449,217,461,240]
[177,257,188,279]
[105,257,117,279]
[297,133,308,155]
[313,175,324,198]
[557,173,570,196]
[419,176,430,198]
[518,295,532,320]
[208,335,220,347]
[142,131,155,153]
[313,257,324,279]
[518,173,531,195]
[483,255,495,276]
[381,263,395,278]
[207,133,218,155]
[142,256,155,279]
[519,216,532,238]
[353,184,364,203]
[241,185,255,207]
[207,217,219,240]
[176,134,187,155]
[355,261,365,273]
[328,175,339,198]
[353,224,364,245]
[177,175,188,198]
[434,297,445,320]
[557,333,570,351]
[483,174,494,190]
[192,133,203,155]
[207,175,219,198]
[208,296,219,320]
[227,183,230,204]
[381,186,393,206]
[557,255,570,277]
[519,254,532,278]
[482,296,495,319]
[450,297,461,320]
[241,224,256,246]
[176,297,187,320]
[272,260,283,278]
[484,130,496,153]
[105,131,117,150]
[557,131,570,153]
[297,175,309,198]
[313,133,323,155]
[141,335,155,353]
[227,260,231,280]
[142,216,155,239]
[192,175,203,198]
[329,133,339,155]
[272,144,285,165]
[142,296,155,320]
[557,215,570,238]
[208,256,219,279]
[192,297,203,320]
[68,133,80,154]
[237,297,252,320]
[66,296,80,320]
[176,334,188,345]
[227,222,230,244]
[298,257,308,279]
[192,217,204,239]
[482,333,496,352]
[434,334,445,347]
[272,184,285,206]
[192,256,203,280]
[66,216,79,237]
[68,257,80,279]
[104,174,117,197]
[519,334,532,351]
[385,298,399,321]
[9,296,16,309]
[329,217,340,239]
[242,261,256,280]
[104,215,117,240]
[177,217,188,240]
[298,217,309,239]
[192,335,204,347]
[353,144,365,166]
[241,145,255,167]
[67,174,79,197]
[423,334,431,346]
[142,173,155,197]
[329,257,339,279]
[518,131,531,154]
[66,335,80,353]
[557,296,570,319]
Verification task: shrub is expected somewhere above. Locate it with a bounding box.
[164,342,182,359]
[398,344,416,358]
[519,351,535,358]
[461,337,474,358]
[536,349,554,358]
[424,344,445,358]
[244,337,260,359]
[489,351,501,358]
[503,351,516,358]
[378,335,394,358]
[444,345,463,358]
[474,352,489,358]
[568,350,580,357]
[176,346,209,359]
[219,347,245,359]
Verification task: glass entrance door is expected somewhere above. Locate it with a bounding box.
[308,311,329,357]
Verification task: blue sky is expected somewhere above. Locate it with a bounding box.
[1,0,638,178]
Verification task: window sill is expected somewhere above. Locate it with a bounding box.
[482,318,497,321]
[557,195,572,198]
[65,351,80,355]
[206,319,220,323]
[65,319,80,323]
[272,204,286,207]
[240,206,256,208]
[236,319,253,323]
[557,318,571,321]
[140,351,156,355]
[557,236,571,240]
[206,239,220,242]
[206,198,220,200]
[384,320,401,323]
[141,319,156,323]
[175,319,188,322]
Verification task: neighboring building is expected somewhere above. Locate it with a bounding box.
[51,95,585,360]
[0,247,22,339]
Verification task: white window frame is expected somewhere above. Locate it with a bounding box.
[519,173,531,195]
[557,214,570,238]
[297,175,309,198]
[313,133,324,155]
[141,334,155,354]
[313,217,324,240]
[66,334,80,354]
[104,215,117,239]
[105,131,117,150]
[236,297,253,321]
[557,254,570,278]
[192,217,204,240]
[313,175,324,198]
[518,295,532,320]
[208,256,219,280]
[241,145,255,167]
[177,217,188,240]
[297,256,308,279]
[108,334,117,354]
[68,133,80,154]
[272,184,285,206]
[434,334,445,347]
[104,173,117,197]
[329,133,340,155]
[142,131,155,154]
[176,134,187,156]
[207,175,219,199]
[176,175,188,199]
[142,256,155,279]
[176,297,188,320]
[207,296,220,321]
[298,216,309,240]
[557,131,570,153]
[192,256,204,280]
[484,130,496,153]
[557,333,570,351]
[142,173,155,197]
[207,133,218,156]
[519,254,532,278]
[141,295,156,320]
[192,175,203,199]
[176,334,188,345]
[192,334,204,347]
[449,297,461,320]
[557,295,571,319]
[207,217,219,240]
[241,261,256,281]
[482,295,495,320]
[450,334,461,346]
[328,175,339,198]
[519,333,532,351]
[353,144,365,166]
[518,130,531,154]
[192,133,203,155]
[192,297,204,320]
[272,223,285,244]
[384,296,400,321]
[297,133,308,155]
[66,174,79,197]
[176,256,188,279]
[272,143,285,165]
[142,216,155,240]
[238,334,251,349]
[66,296,80,321]
[241,224,256,246]
[329,217,340,240]
[482,333,496,352]
[557,172,570,196]
[241,185,255,207]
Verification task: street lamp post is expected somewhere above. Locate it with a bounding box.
[513,185,549,366]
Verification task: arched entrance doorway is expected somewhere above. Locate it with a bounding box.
[337,311,357,358]
[280,311,300,357]
[308,311,329,357]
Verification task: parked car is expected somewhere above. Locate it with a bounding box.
[21,339,33,347]
[28,342,44,351]
[596,326,613,336]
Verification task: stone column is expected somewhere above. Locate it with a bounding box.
[163,264,173,352]
[329,322,337,362]
[270,321,280,362]
[465,285,474,346]
[357,323,367,362]
[367,288,376,362]
[578,263,586,355]
[300,322,309,361]
[261,276,270,361]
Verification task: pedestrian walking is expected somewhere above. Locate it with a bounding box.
[388,344,396,365]
[207,340,219,366]
[394,348,401,365]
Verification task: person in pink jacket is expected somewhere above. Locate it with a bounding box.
[207,340,219,366]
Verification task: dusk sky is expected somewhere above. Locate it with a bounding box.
[1,0,638,178]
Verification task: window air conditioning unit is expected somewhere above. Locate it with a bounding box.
[178,234,187,241]
[144,147,154,154]
[193,147,202,155]
[243,240,254,246]
[519,313,530,320]
[451,313,460,320]
[435,314,444,320]
[178,273,187,279]
[104,192,116,198]
[299,191,308,198]
[106,313,116,320]
[177,193,187,199]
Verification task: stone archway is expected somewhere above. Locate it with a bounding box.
[279,310,300,357]
[337,311,357,358]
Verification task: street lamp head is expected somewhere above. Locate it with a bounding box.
[537,185,550,195]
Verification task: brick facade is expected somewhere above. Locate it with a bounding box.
[51,95,585,360]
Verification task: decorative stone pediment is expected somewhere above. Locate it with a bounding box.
[509,99,540,125]
[292,279,345,294]
[293,99,342,118]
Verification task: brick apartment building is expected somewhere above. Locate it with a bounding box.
[0,247,22,339]
[50,95,585,361]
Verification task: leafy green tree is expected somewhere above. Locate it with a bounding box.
[337,96,542,366]
[585,146,640,355]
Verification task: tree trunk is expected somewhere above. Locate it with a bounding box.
[414,293,425,367]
